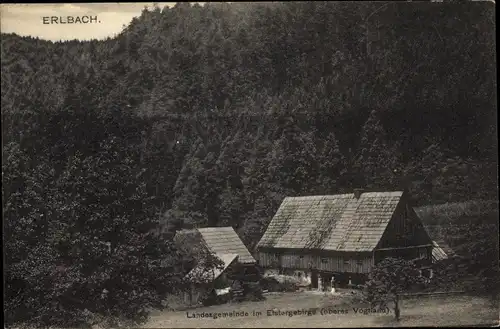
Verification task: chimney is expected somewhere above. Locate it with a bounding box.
[353,188,364,199]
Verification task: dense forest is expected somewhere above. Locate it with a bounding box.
[2,2,497,327]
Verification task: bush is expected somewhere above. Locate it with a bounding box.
[260,277,280,292]
[244,282,265,301]
[278,281,299,292]
[260,275,299,292]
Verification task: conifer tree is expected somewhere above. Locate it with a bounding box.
[316,131,346,194]
[356,109,400,189]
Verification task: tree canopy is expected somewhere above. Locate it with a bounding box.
[364,257,426,321]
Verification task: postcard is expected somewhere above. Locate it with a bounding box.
[2,2,498,328]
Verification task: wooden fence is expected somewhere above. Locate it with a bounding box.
[401,290,466,299]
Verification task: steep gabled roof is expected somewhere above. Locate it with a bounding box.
[185,253,239,283]
[176,227,256,264]
[257,191,404,252]
[197,227,256,264]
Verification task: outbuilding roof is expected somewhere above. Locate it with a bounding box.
[257,191,404,252]
[431,241,455,262]
[185,253,239,283]
[197,227,256,264]
[177,226,256,264]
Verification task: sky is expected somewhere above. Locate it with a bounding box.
[0,3,201,41]
[0,1,492,42]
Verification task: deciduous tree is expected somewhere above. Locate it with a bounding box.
[364,257,425,321]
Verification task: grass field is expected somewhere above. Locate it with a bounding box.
[143,292,499,328]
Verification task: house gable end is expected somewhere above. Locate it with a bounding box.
[408,207,434,246]
[375,193,406,250]
[376,192,433,250]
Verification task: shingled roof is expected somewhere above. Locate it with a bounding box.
[185,253,239,283]
[257,191,404,252]
[177,227,256,264]
[417,219,458,263]
[431,240,456,262]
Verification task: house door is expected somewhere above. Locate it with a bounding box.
[356,260,364,273]
[311,269,318,289]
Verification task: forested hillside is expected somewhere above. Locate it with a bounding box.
[2,2,497,326]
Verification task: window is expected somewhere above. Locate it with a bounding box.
[299,255,304,259]
[321,258,328,264]
[344,260,350,269]
[356,259,363,266]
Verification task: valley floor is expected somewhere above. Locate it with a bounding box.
[143,291,499,328]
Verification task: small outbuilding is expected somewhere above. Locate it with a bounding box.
[175,226,257,305]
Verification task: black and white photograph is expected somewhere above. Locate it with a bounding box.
[2,1,498,328]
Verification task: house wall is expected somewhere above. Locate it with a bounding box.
[257,250,374,274]
[375,195,433,265]
[183,283,209,306]
[183,264,235,306]
[377,195,433,250]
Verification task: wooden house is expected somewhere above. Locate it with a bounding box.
[256,190,433,287]
[175,227,257,305]
[175,226,256,271]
